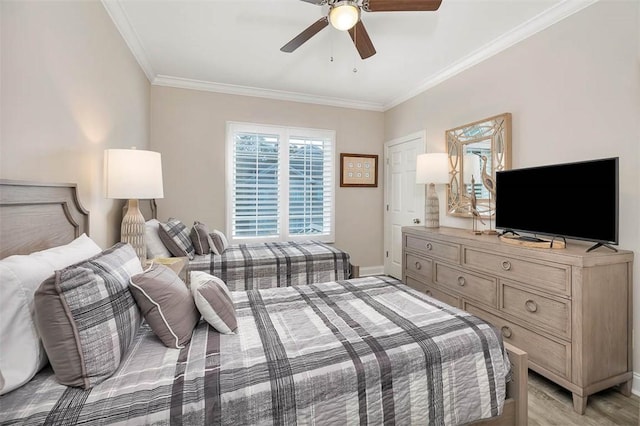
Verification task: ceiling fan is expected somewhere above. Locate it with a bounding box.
[280,0,443,60]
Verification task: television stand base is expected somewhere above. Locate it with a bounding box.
[498,234,566,249]
[586,242,618,253]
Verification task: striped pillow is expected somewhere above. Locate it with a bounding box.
[129,263,200,348]
[191,271,237,334]
[158,218,195,260]
[190,221,215,255]
[209,229,229,255]
[34,243,143,389]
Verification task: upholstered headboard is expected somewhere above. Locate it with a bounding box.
[0,179,90,259]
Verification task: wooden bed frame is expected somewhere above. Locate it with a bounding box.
[0,179,528,425]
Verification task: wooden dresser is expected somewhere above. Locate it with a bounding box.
[402,226,634,414]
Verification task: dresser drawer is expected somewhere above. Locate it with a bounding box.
[463,248,571,296]
[465,302,571,380]
[500,282,571,339]
[425,285,461,308]
[405,253,432,281]
[405,234,460,263]
[435,263,497,307]
[405,277,460,308]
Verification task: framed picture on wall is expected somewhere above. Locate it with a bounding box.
[340,153,378,187]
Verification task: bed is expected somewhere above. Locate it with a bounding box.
[188,240,352,291]
[0,179,528,425]
[137,200,356,291]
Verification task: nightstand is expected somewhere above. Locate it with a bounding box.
[146,257,190,286]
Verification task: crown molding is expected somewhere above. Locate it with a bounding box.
[152,75,385,112]
[101,0,156,82]
[383,0,599,111]
[104,0,596,112]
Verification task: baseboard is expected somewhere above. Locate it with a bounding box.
[633,372,640,397]
[358,265,385,277]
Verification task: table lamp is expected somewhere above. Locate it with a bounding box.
[104,148,164,264]
[416,153,449,228]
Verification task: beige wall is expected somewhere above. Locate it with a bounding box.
[150,87,384,268]
[385,1,640,382]
[0,0,150,248]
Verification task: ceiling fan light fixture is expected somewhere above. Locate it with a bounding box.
[329,1,360,31]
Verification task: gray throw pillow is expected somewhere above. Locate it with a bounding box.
[158,218,195,260]
[129,263,200,348]
[190,221,215,256]
[191,271,237,334]
[34,243,143,389]
[209,229,229,255]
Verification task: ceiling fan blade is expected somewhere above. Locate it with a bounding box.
[348,20,376,59]
[364,0,442,12]
[280,17,329,53]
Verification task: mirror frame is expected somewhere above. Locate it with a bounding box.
[445,113,512,219]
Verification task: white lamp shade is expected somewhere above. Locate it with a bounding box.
[104,149,164,199]
[416,153,449,184]
[329,1,360,31]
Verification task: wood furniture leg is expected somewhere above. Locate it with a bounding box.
[572,393,587,415]
[349,263,360,278]
[619,379,633,397]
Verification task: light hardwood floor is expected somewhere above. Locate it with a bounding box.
[529,371,640,425]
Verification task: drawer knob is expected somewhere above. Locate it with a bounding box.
[457,276,466,286]
[425,242,433,250]
[425,290,432,297]
[501,326,513,339]
[415,261,422,270]
[525,299,538,313]
[501,260,512,271]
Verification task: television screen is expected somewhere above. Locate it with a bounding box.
[495,157,618,245]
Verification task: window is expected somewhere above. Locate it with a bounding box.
[226,122,335,243]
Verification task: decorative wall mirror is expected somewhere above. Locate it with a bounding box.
[446,113,511,219]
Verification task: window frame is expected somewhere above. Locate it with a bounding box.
[225,121,336,244]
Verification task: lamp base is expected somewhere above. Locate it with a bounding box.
[424,183,440,228]
[121,199,146,266]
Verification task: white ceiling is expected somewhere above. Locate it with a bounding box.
[103,0,596,111]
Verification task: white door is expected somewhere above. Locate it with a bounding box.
[384,132,426,279]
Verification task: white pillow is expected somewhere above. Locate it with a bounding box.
[145,219,172,259]
[0,234,102,395]
[190,271,237,334]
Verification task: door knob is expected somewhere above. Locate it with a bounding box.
[413,218,421,224]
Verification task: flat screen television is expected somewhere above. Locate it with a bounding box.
[495,157,618,251]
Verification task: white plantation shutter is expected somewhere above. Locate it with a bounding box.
[288,136,332,238]
[227,123,335,243]
[231,131,280,238]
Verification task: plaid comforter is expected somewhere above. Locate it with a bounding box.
[0,276,509,426]
[188,240,351,290]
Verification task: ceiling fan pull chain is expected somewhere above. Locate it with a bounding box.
[330,28,335,62]
[352,24,358,72]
